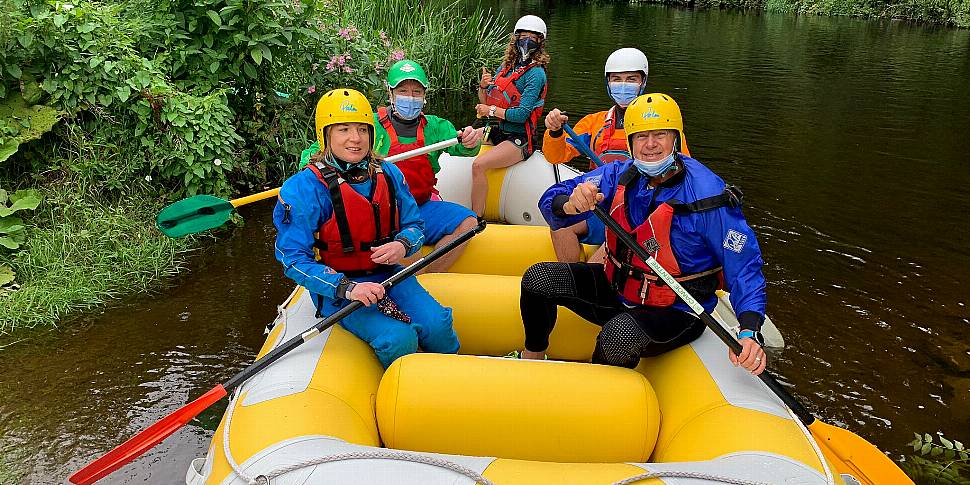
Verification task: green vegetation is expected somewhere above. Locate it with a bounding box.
[0,184,192,332]
[647,0,970,27]
[905,432,970,484]
[0,187,42,298]
[340,0,509,94]
[0,0,505,334]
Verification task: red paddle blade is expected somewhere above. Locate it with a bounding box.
[69,385,228,485]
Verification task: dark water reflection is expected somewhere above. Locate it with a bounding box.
[2,3,969,483]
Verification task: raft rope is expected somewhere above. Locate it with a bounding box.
[613,471,770,485]
[787,404,836,484]
[252,452,495,485]
[223,390,494,485]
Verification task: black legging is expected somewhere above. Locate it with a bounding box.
[520,262,706,368]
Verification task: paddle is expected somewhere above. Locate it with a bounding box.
[156,137,462,238]
[68,218,487,485]
[562,123,913,485]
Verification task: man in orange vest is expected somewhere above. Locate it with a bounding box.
[542,48,690,263]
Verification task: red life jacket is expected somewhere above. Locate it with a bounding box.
[377,107,436,204]
[306,163,399,276]
[604,166,737,307]
[589,107,630,169]
[484,63,548,152]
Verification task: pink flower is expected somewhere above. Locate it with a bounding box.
[379,30,390,47]
[342,65,353,73]
[307,85,316,94]
[390,49,406,61]
[338,25,358,41]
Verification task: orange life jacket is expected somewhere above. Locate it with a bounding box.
[484,63,547,152]
[306,163,399,276]
[604,166,734,306]
[589,106,630,169]
[377,107,436,205]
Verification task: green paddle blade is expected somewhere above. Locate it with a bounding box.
[156,195,235,238]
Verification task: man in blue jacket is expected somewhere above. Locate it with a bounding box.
[511,93,768,375]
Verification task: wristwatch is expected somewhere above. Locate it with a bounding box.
[336,277,357,300]
[738,329,765,346]
[488,105,496,117]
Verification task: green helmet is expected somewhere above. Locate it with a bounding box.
[387,60,429,89]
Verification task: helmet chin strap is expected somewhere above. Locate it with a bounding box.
[324,151,372,182]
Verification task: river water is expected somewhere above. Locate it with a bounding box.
[1,2,969,483]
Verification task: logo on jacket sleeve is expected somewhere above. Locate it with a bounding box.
[723,229,747,253]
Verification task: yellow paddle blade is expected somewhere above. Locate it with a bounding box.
[809,420,914,485]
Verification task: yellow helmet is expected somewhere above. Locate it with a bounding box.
[314,88,375,151]
[624,93,684,154]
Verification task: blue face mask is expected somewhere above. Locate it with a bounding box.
[634,149,677,177]
[393,95,424,120]
[516,38,540,61]
[608,82,641,107]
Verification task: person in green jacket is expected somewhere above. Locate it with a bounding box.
[300,60,484,273]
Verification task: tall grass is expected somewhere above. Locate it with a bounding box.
[0,182,194,332]
[340,0,508,94]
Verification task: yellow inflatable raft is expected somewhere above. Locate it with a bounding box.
[187,220,835,485]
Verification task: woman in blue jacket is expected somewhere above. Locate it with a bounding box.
[273,88,459,368]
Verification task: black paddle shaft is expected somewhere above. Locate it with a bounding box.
[591,206,815,425]
[224,218,487,391]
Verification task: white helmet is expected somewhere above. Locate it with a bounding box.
[514,15,547,40]
[605,48,648,79]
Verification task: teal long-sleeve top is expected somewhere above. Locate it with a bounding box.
[491,63,547,134]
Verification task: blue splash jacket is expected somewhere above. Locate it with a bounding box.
[273,162,425,300]
[539,156,767,331]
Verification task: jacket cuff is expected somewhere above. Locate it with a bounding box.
[394,234,418,257]
[551,194,571,217]
[738,311,764,332]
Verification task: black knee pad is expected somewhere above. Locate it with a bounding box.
[521,262,575,297]
[593,313,648,368]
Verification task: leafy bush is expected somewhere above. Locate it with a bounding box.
[0,0,505,196]
[0,92,62,164]
[0,187,41,295]
[0,188,41,250]
[905,432,969,484]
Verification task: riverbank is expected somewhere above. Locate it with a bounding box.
[648,0,970,27]
[0,181,195,334]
